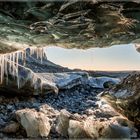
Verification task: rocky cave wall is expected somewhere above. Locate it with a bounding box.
[0,0,140,53]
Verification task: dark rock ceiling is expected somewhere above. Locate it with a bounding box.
[0,0,140,53]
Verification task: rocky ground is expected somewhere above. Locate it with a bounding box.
[0,54,139,139]
[0,84,101,138]
[0,81,137,139]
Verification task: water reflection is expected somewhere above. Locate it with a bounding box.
[46,44,140,71]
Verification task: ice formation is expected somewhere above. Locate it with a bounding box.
[0,47,46,90]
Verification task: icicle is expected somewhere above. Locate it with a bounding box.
[2,55,4,83]
[0,50,22,86]
[12,53,15,77]
[0,56,2,84]
[16,52,20,88]
[21,50,24,62]
[9,53,12,74]
[0,55,4,84]
[4,54,8,85]
[0,46,47,93]
[29,47,46,63]
[43,47,46,58]
[23,50,26,66]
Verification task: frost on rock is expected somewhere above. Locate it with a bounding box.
[0,47,58,95]
[87,76,120,89]
[38,72,89,89]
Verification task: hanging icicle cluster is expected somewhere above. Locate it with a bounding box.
[30,47,46,63]
[0,47,46,90]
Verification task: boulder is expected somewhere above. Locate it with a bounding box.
[93,98,120,118]
[68,116,133,139]
[15,109,51,138]
[101,72,140,126]
[87,76,120,89]
[38,71,89,90]
[56,109,71,136]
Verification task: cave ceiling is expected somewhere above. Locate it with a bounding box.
[0,0,140,53]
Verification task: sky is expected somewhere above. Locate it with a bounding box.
[45,44,140,71]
